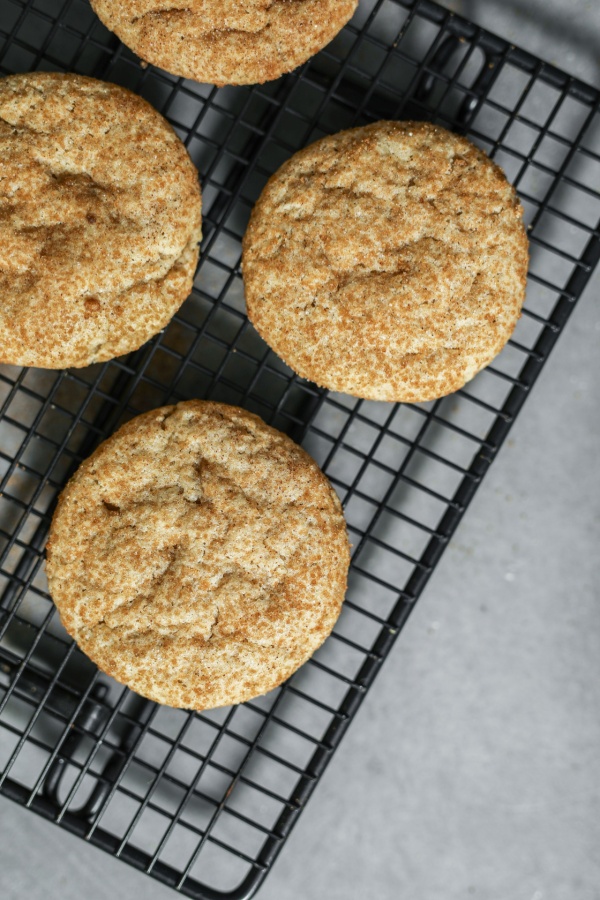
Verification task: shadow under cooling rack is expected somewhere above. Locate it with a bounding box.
[1,0,600,898]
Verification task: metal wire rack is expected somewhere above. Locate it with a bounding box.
[1,0,599,897]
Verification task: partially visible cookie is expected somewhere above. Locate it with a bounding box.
[46,400,349,710]
[0,72,201,369]
[90,0,357,86]
[242,120,529,403]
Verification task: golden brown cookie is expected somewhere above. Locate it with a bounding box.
[89,0,358,86]
[0,72,201,369]
[46,400,349,710]
[242,120,529,403]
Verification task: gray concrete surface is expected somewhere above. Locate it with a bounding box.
[1,2,599,899]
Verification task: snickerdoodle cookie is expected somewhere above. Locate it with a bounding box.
[46,400,349,710]
[0,72,201,369]
[242,120,529,403]
[89,0,357,86]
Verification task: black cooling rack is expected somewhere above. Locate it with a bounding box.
[1,1,600,897]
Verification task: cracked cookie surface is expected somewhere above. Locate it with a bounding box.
[89,0,357,85]
[242,120,529,403]
[46,400,349,710]
[0,72,201,369]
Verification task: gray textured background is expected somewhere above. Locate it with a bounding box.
[1,1,599,899]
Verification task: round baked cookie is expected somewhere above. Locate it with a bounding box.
[89,0,358,86]
[0,72,201,369]
[242,120,529,403]
[46,400,349,710]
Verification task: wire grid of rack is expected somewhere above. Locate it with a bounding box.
[1,0,600,897]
